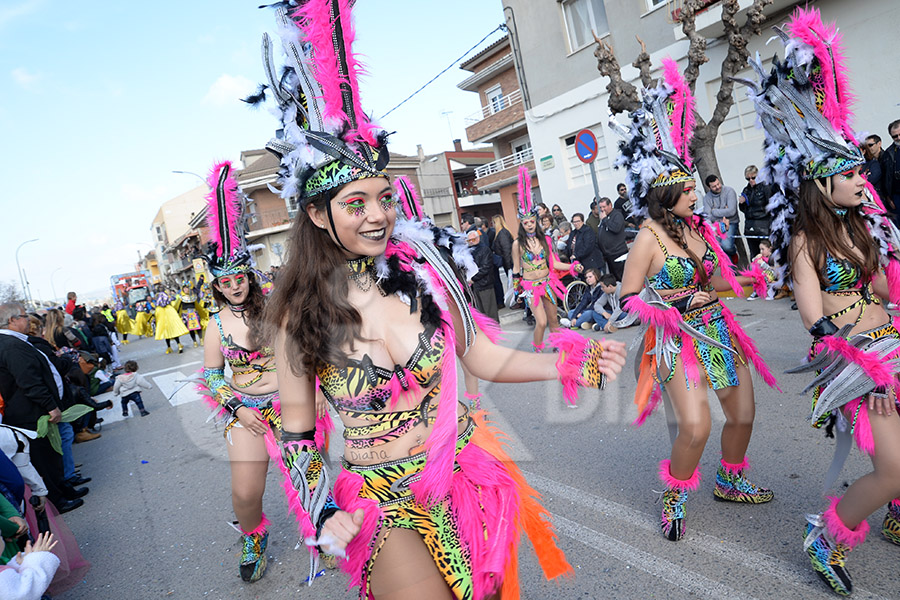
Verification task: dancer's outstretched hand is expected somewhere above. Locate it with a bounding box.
[597,339,627,381]
[312,508,365,557]
[235,406,269,436]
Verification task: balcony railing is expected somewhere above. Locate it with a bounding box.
[464,89,523,125]
[474,147,534,179]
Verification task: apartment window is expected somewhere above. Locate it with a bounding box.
[562,126,610,188]
[562,0,609,52]
[646,0,666,9]
[485,84,504,114]
[706,60,771,149]
[511,135,531,156]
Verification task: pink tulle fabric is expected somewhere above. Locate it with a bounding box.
[22,487,90,596]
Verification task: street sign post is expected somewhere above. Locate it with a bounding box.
[575,128,601,202]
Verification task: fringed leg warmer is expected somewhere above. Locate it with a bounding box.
[658,459,701,542]
[804,496,869,596]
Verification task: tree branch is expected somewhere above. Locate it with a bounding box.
[679,0,709,92]
[593,34,641,114]
[632,36,654,88]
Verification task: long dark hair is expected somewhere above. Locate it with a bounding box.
[791,180,878,286]
[212,271,267,350]
[646,181,709,286]
[517,219,550,262]
[264,192,364,376]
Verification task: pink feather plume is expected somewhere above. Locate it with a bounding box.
[633,383,662,426]
[622,294,682,338]
[786,7,857,142]
[394,175,424,220]
[739,263,769,299]
[698,220,743,296]
[294,0,376,145]
[205,161,243,259]
[661,57,696,169]
[517,166,532,215]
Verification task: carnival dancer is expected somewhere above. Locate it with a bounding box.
[196,161,281,583]
[196,282,212,338]
[178,285,202,347]
[610,58,779,542]
[737,8,900,594]
[248,2,626,597]
[152,285,188,354]
[132,299,154,338]
[512,166,582,352]
[113,299,136,344]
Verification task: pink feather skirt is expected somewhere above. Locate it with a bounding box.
[520,274,566,309]
[808,320,900,455]
[330,411,572,600]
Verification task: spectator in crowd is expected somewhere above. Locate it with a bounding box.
[550,204,567,228]
[540,214,558,245]
[560,268,605,330]
[863,135,887,203]
[740,165,776,258]
[555,221,572,262]
[89,314,114,366]
[0,531,60,598]
[536,203,550,220]
[703,174,739,261]
[64,292,76,316]
[585,200,601,235]
[885,119,900,218]
[597,197,628,281]
[460,213,475,232]
[613,182,634,228]
[595,273,625,332]
[477,217,495,250]
[0,303,86,513]
[491,215,514,276]
[567,212,605,272]
[78,352,113,397]
[466,229,499,322]
[476,216,504,305]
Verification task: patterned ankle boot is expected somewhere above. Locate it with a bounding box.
[239,515,270,583]
[713,457,774,504]
[804,496,868,596]
[883,499,900,545]
[658,459,701,542]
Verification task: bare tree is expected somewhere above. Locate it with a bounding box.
[0,280,25,304]
[595,0,773,189]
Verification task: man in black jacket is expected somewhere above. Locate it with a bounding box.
[0,303,86,512]
[740,165,775,258]
[597,197,628,281]
[466,230,499,321]
[567,213,605,273]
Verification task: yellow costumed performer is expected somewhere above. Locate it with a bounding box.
[153,285,189,354]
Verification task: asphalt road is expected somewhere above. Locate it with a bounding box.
[57,298,898,599]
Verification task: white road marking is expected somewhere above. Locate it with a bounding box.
[526,471,889,599]
[152,371,203,407]
[141,361,202,378]
[551,513,757,600]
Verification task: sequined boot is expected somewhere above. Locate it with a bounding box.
[658,459,701,541]
[239,515,269,583]
[713,457,774,504]
[805,496,868,596]
[883,499,900,546]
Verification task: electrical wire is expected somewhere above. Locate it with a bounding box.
[379,24,507,120]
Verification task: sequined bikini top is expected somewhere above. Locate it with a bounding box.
[212,312,275,388]
[317,323,445,413]
[644,226,716,290]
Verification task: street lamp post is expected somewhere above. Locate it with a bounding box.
[15,238,38,309]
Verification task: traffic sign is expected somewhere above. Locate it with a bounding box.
[575,129,598,164]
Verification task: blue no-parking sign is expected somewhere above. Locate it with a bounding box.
[575,129,598,164]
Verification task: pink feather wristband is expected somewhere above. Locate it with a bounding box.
[547,330,607,406]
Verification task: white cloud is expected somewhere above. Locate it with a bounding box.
[11,67,40,90]
[202,74,254,107]
[0,0,44,28]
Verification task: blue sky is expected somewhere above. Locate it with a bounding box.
[0,0,506,301]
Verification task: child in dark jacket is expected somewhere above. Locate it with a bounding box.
[112,361,152,417]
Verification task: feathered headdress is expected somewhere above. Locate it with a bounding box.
[516,165,537,220]
[609,58,697,220]
[201,161,252,279]
[394,175,426,221]
[249,0,390,208]
[736,7,900,296]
